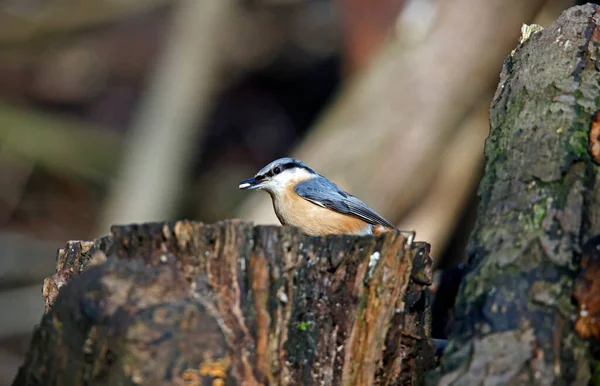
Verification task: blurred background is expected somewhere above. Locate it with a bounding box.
[0,0,590,383]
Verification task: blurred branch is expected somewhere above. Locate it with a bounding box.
[396,97,490,257]
[336,0,407,74]
[0,104,121,181]
[0,0,172,46]
[96,0,236,234]
[237,0,547,255]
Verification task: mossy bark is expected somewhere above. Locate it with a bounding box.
[430,4,600,385]
[14,220,435,386]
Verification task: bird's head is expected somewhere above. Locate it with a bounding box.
[239,157,315,195]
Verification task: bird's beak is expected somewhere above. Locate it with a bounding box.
[239,177,263,190]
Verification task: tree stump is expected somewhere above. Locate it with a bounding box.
[431,4,600,385]
[13,220,435,385]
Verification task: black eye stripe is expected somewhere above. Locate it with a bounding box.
[260,160,313,179]
[277,162,310,172]
[282,163,293,170]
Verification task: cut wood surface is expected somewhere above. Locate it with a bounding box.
[430,4,600,385]
[14,220,435,385]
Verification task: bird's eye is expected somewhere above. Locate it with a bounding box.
[273,166,281,175]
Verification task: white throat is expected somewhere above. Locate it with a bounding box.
[261,168,314,196]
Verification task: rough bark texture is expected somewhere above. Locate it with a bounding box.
[430,4,600,385]
[14,220,435,386]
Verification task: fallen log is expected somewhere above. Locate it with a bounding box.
[430,4,600,385]
[13,220,435,385]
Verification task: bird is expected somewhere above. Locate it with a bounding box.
[239,157,398,236]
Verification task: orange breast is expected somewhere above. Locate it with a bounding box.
[271,184,372,236]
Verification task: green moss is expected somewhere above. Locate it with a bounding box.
[518,203,547,234]
[532,201,546,228]
[297,321,311,332]
[565,92,593,163]
[529,276,576,317]
[567,127,590,160]
[459,257,501,299]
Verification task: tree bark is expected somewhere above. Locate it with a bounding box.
[431,4,600,385]
[14,220,435,385]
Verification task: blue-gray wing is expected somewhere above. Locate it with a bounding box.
[294,177,397,229]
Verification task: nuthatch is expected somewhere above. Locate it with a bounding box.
[239,157,397,236]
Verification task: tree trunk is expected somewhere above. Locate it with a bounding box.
[13,220,435,385]
[431,4,600,385]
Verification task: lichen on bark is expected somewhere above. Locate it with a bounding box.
[430,4,600,385]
